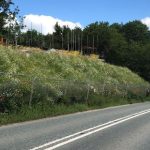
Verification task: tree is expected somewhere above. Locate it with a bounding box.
[0,0,19,36]
[53,22,63,49]
[61,25,71,50]
[140,44,150,81]
[106,28,128,64]
[110,23,123,33]
[122,20,149,44]
[19,30,39,47]
[83,22,110,55]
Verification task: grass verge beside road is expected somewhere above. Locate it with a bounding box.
[0,97,149,126]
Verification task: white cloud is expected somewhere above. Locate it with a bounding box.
[23,14,82,35]
[141,17,150,29]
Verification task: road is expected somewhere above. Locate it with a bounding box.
[0,102,150,150]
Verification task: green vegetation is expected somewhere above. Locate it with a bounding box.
[1,1,150,82]
[0,46,150,125]
[0,0,150,126]
[0,100,145,126]
[0,46,148,84]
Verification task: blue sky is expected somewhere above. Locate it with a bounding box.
[13,0,150,34]
[13,0,150,25]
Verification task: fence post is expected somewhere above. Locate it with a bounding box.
[29,77,35,108]
[86,84,90,105]
[64,81,67,96]
[102,83,105,96]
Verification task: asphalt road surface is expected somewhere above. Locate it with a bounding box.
[0,102,150,150]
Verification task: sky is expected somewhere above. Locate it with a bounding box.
[13,0,150,34]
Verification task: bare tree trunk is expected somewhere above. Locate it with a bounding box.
[68,31,70,51]
[87,35,89,48]
[78,34,80,51]
[73,30,74,50]
[62,33,63,49]
[81,33,83,54]
[93,35,95,53]
[75,34,76,50]
[71,30,72,50]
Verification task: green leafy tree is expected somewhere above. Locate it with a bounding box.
[110,23,123,32]
[106,28,128,64]
[0,0,19,37]
[61,25,71,50]
[140,44,150,81]
[122,20,149,44]
[19,30,40,47]
[53,22,63,49]
[83,22,110,55]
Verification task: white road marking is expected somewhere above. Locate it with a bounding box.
[30,108,150,150]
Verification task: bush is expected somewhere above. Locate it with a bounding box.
[0,81,28,113]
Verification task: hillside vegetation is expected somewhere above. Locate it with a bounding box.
[0,46,150,125]
[0,46,148,84]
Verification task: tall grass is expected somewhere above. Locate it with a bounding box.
[0,46,148,84]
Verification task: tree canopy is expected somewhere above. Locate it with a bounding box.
[0,0,19,36]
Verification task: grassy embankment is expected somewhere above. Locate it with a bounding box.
[0,46,150,125]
